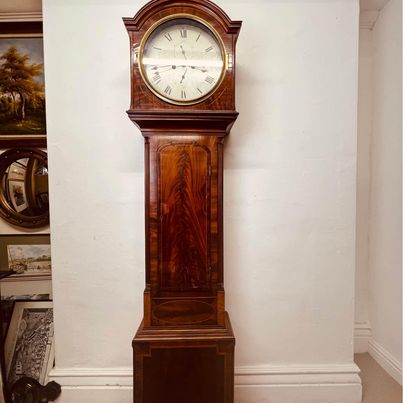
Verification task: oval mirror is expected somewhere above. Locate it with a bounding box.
[0,149,49,228]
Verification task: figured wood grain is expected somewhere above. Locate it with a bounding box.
[158,143,210,290]
[153,299,215,325]
[146,136,221,326]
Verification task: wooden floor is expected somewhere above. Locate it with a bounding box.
[355,353,402,403]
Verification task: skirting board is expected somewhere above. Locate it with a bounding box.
[368,339,403,385]
[50,363,362,403]
[354,321,372,353]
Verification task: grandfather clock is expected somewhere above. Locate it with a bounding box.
[123,1,241,402]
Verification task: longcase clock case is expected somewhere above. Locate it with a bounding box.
[124,1,241,402]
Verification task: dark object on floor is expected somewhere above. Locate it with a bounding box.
[10,377,61,403]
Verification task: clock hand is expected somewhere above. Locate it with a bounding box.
[180,68,188,84]
[151,65,171,70]
[176,64,208,73]
[180,45,187,60]
[190,66,208,73]
[151,65,175,73]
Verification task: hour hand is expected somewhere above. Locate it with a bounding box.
[180,68,188,84]
[191,66,208,73]
[151,65,174,73]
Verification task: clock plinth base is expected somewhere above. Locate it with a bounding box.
[133,312,235,403]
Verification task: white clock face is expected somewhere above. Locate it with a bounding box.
[139,17,225,104]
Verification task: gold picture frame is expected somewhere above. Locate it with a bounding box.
[0,21,46,147]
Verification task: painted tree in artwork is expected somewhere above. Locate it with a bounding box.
[0,46,44,121]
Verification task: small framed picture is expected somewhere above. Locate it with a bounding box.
[7,160,27,181]
[0,235,51,279]
[0,22,46,147]
[5,301,54,385]
[8,180,28,213]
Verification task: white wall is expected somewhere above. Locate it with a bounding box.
[367,0,402,384]
[0,0,42,14]
[43,1,361,402]
[355,28,372,331]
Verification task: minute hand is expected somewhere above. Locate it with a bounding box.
[180,45,187,60]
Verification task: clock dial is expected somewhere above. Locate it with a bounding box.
[139,17,225,104]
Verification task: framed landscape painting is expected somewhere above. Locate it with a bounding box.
[0,22,46,147]
[0,234,51,279]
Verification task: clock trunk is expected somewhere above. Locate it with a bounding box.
[145,135,225,327]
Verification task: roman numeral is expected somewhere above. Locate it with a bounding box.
[153,46,162,51]
[196,33,201,42]
[181,90,186,99]
[164,33,173,41]
[164,85,172,95]
[205,46,214,53]
[152,72,161,84]
[197,88,203,94]
[205,76,214,85]
[180,29,187,38]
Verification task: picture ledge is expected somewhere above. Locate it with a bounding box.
[1,273,51,282]
[0,12,43,22]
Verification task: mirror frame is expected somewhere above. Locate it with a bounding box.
[0,149,49,229]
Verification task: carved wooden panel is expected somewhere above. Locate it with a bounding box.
[158,143,211,291]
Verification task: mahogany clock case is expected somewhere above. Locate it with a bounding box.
[124,1,241,402]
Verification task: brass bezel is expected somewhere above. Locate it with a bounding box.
[138,14,227,106]
[0,149,49,229]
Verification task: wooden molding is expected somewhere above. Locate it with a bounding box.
[127,110,239,134]
[124,0,241,35]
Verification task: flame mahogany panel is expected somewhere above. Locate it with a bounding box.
[147,136,222,326]
[158,143,211,291]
